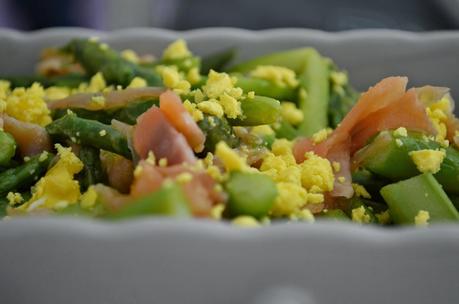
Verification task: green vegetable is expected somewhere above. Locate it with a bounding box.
[328,81,359,128]
[225,172,277,218]
[355,131,459,194]
[233,75,297,101]
[0,196,7,217]
[0,130,16,166]
[228,95,281,126]
[198,115,239,154]
[108,182,191,219]
[201,47,236,74]
[318,209,350,221]
[63,39,162,87]
[273,120,298,140]
[1,73,88,88]
[77,146,106,191]
[230,48,330,135]
[380,173,459,225]
[46,114,131,159]
[0,152,54,196]
[450,195,459,211]
[351,169,389,201]
[344,197,379,224]
[229,48,316,73]
[52,99,158,125]
[297,50,330,136]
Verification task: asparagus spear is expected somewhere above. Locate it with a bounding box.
[2,73,88,88]
[52,99,158,125]
[355,131,459,194]
[197,114,239,154]
[228,95,281,126]
[108,182,191,219]
[77,146,106,191]
[225,172,277,218]
[234,75,297,101]
[46,114,131,159]
[380,173,459,224]
[0,152,54,196]
[0,130,16,166]
[296,50,330,136]
[63,39,162,87]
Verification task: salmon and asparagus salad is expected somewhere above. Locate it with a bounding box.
[0,38,458,226]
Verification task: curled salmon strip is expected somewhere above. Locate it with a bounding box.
[133,106,196,165]
[1,114,52,157]
[130,161,223,217]
[159,90,205,153]
[294,77,434,198]
[47,87,164,110]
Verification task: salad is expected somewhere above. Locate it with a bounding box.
[0,38,458,227]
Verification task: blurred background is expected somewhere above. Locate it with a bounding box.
[1,0,459,31]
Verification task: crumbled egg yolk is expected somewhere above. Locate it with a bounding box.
[127,77,147,88]
[409,149,445,174]
[215,141,249,172]
[393,127,408,137]
[211,203,225,220]
[156,65,191,94]
[414,210,430,226]
[7,192,23,206]
[300,152,334,192]
[330,71,348,95]
[311,128,333,144]
[197,70,243,119]
[352,183,371,199]
[45,86,71,101]
[259,139,333,217]
[4,82,52,126]
[175,172,193,184]
[197,100,224,118]
[162,39,192,60]
[17,144,84,212]
[376,210,391,225]
[232,215,260,227]
[426,97,451,145]
[183,99,204,122]
[121,49,140,64]
[289,209,315,222]
[80,186,98,210]
[88,95,106,110]
[186,67,201,85]
[249,65,299,88]
[251,125,274,137]
[0,80,10,101]
[86,72,107,93]
[281,102,304,125]
[352,206,371,224]
[271,182,308,216]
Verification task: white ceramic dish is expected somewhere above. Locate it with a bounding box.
[0,28,459,304]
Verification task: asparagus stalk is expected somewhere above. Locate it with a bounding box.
[228,95,281,126]
[52,99,158,125]
[46,114,131,159]
[77,146,106,191]
[355,131,459,194]
[197,114,239,154]
[63,39,162,87]
[0,130,16,166]
[0,152,54,196]
[380,173,459,224]
[225,172,277,218]
[108,182,191,219]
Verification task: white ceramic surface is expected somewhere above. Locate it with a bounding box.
[0,28,459,304]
